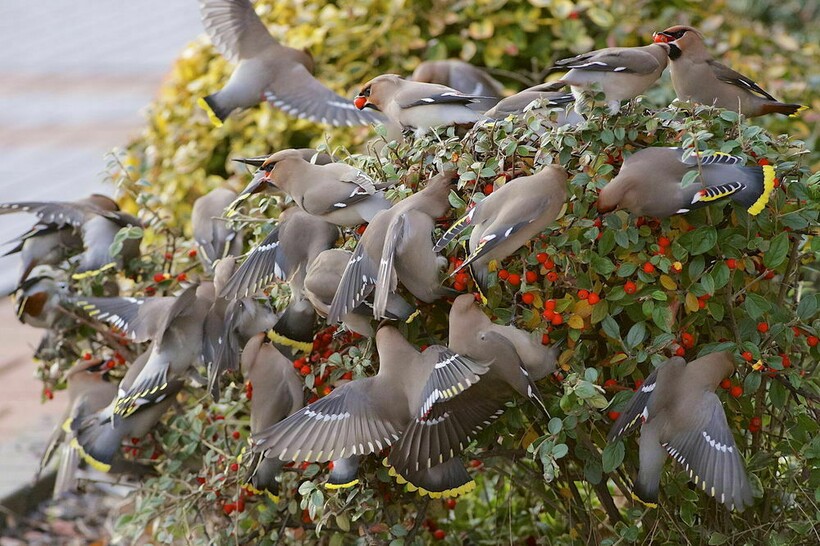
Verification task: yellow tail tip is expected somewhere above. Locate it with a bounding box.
[747,165,775,216]
[405,309,421,324]
[72,262,116,280]
[69,438,111,473]
[197,97,224,127]
[631,492,658,508]
[266,330,313,354]
[324,478,359,490]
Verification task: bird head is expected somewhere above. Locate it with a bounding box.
[354,74,403,111]
[652,26,701,45]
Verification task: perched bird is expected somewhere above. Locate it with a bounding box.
[39,358,117,498]
[386,294,559,493]
[436,165,568,294]
[192,188,244,272]
[72,350,184,473]
[596,147,776,218]
[265,297,317,360]
[0,194,142,281]
[329,171,457,323]
[483,84,582,126]
[235,149,391,226]
[241,333,304,501]
[608,352,754,511]
[229,148,336,211]
[251,326,488,491]
[549,43,669,114]
[411,59,503,111]
[220,207,339,300]
[354,74,491,132]
[653,26,801,117]
[304,248,416,337]
[197,0,382,127]
[14,272,70,329]
[111,284,214,421]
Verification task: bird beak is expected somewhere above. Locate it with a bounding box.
[232,156,267,168]
[652,32,673,43]
[353,95,369,110]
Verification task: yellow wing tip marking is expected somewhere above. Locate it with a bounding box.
[72,262,116,280]
[266,330,313,354]
[325,478,359,490]
[61,417,73,433]
[630,492,658,508]
[70,438,111,473]
[197,97,224,127]
[747,165,775,216]
[405,309,421,324]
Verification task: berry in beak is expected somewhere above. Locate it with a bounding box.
[353,96,367,110]
[653,32,672,44]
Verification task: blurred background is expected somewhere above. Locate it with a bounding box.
[0,0,201,501]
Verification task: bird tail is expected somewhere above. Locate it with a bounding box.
[71,415,119,473]
[244,451,283,503]
[325,456,361,490]
[759,102,803,117]
[386,458,476,499]
[197,95,229,127]
[741,165,776,215]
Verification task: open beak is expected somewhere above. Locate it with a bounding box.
[652,32,673,44]
[353,95,368,110]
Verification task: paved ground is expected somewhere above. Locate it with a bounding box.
[0,0,202,502]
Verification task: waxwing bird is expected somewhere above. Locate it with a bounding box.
[39,358,117,498]
[252,327,488,476]
[197,0,382,127]
[220,207,339,300]
[14,272,70,329]
[72,349,184,473]
[192,188,244,272]
[653,26,802,117]
[354,74,492,132]
[483,84,582,126]
[386,294,559,491]
[237,149,391,226]
[266,297,317,360]
[304,248,416,337]
[436,165,568,295]
[608,352,754,511]
[411,59,503,112]
[111,284,214,421]
[328,171,457,323]
[0,194,142,281]
[71,294,176,343]
[596,147,776,218]
[240,333,304,501]
[549,43,669,114]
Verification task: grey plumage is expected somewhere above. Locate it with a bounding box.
[436,165,567,294]
[328,170,457,323]
[483,83,581,126]
[198,0,383,126]
[596,147,776,218]
[192,188,244,272]
[411,59,503,112]
[608,352,754,511]
[14,273,70,329]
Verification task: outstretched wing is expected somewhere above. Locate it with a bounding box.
[220,228,286,299]
[607,367,661,442]
[199,0,276,63]
[327,240,378,324]
[72,296,175,343]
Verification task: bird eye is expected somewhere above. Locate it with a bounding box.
[363,87,371,97]
[674,30,686,39]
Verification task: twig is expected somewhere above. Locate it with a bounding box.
[406,497,430,543]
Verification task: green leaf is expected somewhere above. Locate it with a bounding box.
[552,443,569,459]
[744,293,771,319]
[708,532,729,545]
[625,322,647,350]
[548,417,563,435]
[602,442,624,473]
[797,295,818,321]
[764,232,789,269]
[687,226,718,255]
[591,254,616,275]
[598,229,616,255]
[601,316,621,340]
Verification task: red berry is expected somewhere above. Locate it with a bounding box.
[236,498,246,513]
[43,388,54,400]
[536,253,548,264]
[145,286,156,295]
[780,353,791,368]
[525,270,538,283]
[675,346,686,357]
[658,236,671,247]
[187,248,197,258]
[544,299,556,311]
[750,416,762,428]
[196,477,206,485]
[757,322,769,333]
[729,385,743,398]
[577,289,589,300]
[521,292,535,305]
[634,379,643,390]
[623,281,637,295]
[341,371,353,380]
[300,365,311,376]
[773,177,781,188]
[153,272,168,283]
[741,351,753,362]
[607,411,621,421]
[642,262,655,274]
[507,274,521,286]
[543,257,555,269]
[603,379,618,388]
[83,353,92,360]
[792,327,801,337]
[470,459,482,468]
[453,281,466,291]
[433,529,447,540]
[230,462,239,472]
[542,309,555,320]
[356,224,367,235]
[223,503,236,515]
[483,184,494,195]
[232,431,241,440]
[444,498,457,510]
[763,270,775,280]
[720,378,731,390]
[808,336,819,347]
[498,269,509,281]
[757,158,770,166]
[587,293,600,305]
[726,258,737,269]
[541,333,551,345]
[546,271,559,282]
[551,314,563,326]
[176,273,187,282]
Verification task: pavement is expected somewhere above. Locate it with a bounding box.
[0,0,202,502]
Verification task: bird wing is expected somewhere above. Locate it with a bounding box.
[72,296,176,343]
[199,0,276,63]
[388,457,475,499]
[399,90,490,108]
[298,177,378,217]
[663,392,754,510]
[220,228,287,299]
[706,60,778,101]
[332,165,377,194]
[555,48,661,75]
[327,239,378,324]
[251,378,402,462]
[373,213,404,319]
[264,64,384,127]
[415,346,491,419]
[433,207,476,252]
[607,367,661,442]
[0,201,90,228]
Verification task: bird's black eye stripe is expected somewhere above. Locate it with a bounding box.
[674,30,687,39]
[363,87,371,97]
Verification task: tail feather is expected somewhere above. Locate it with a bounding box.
[244,452,284,502]
[387,458,475,499]
[759,102,803,117]
[743,165,776,215]
[198,95,230,127]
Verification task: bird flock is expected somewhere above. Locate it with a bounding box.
[4,0,806,516]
